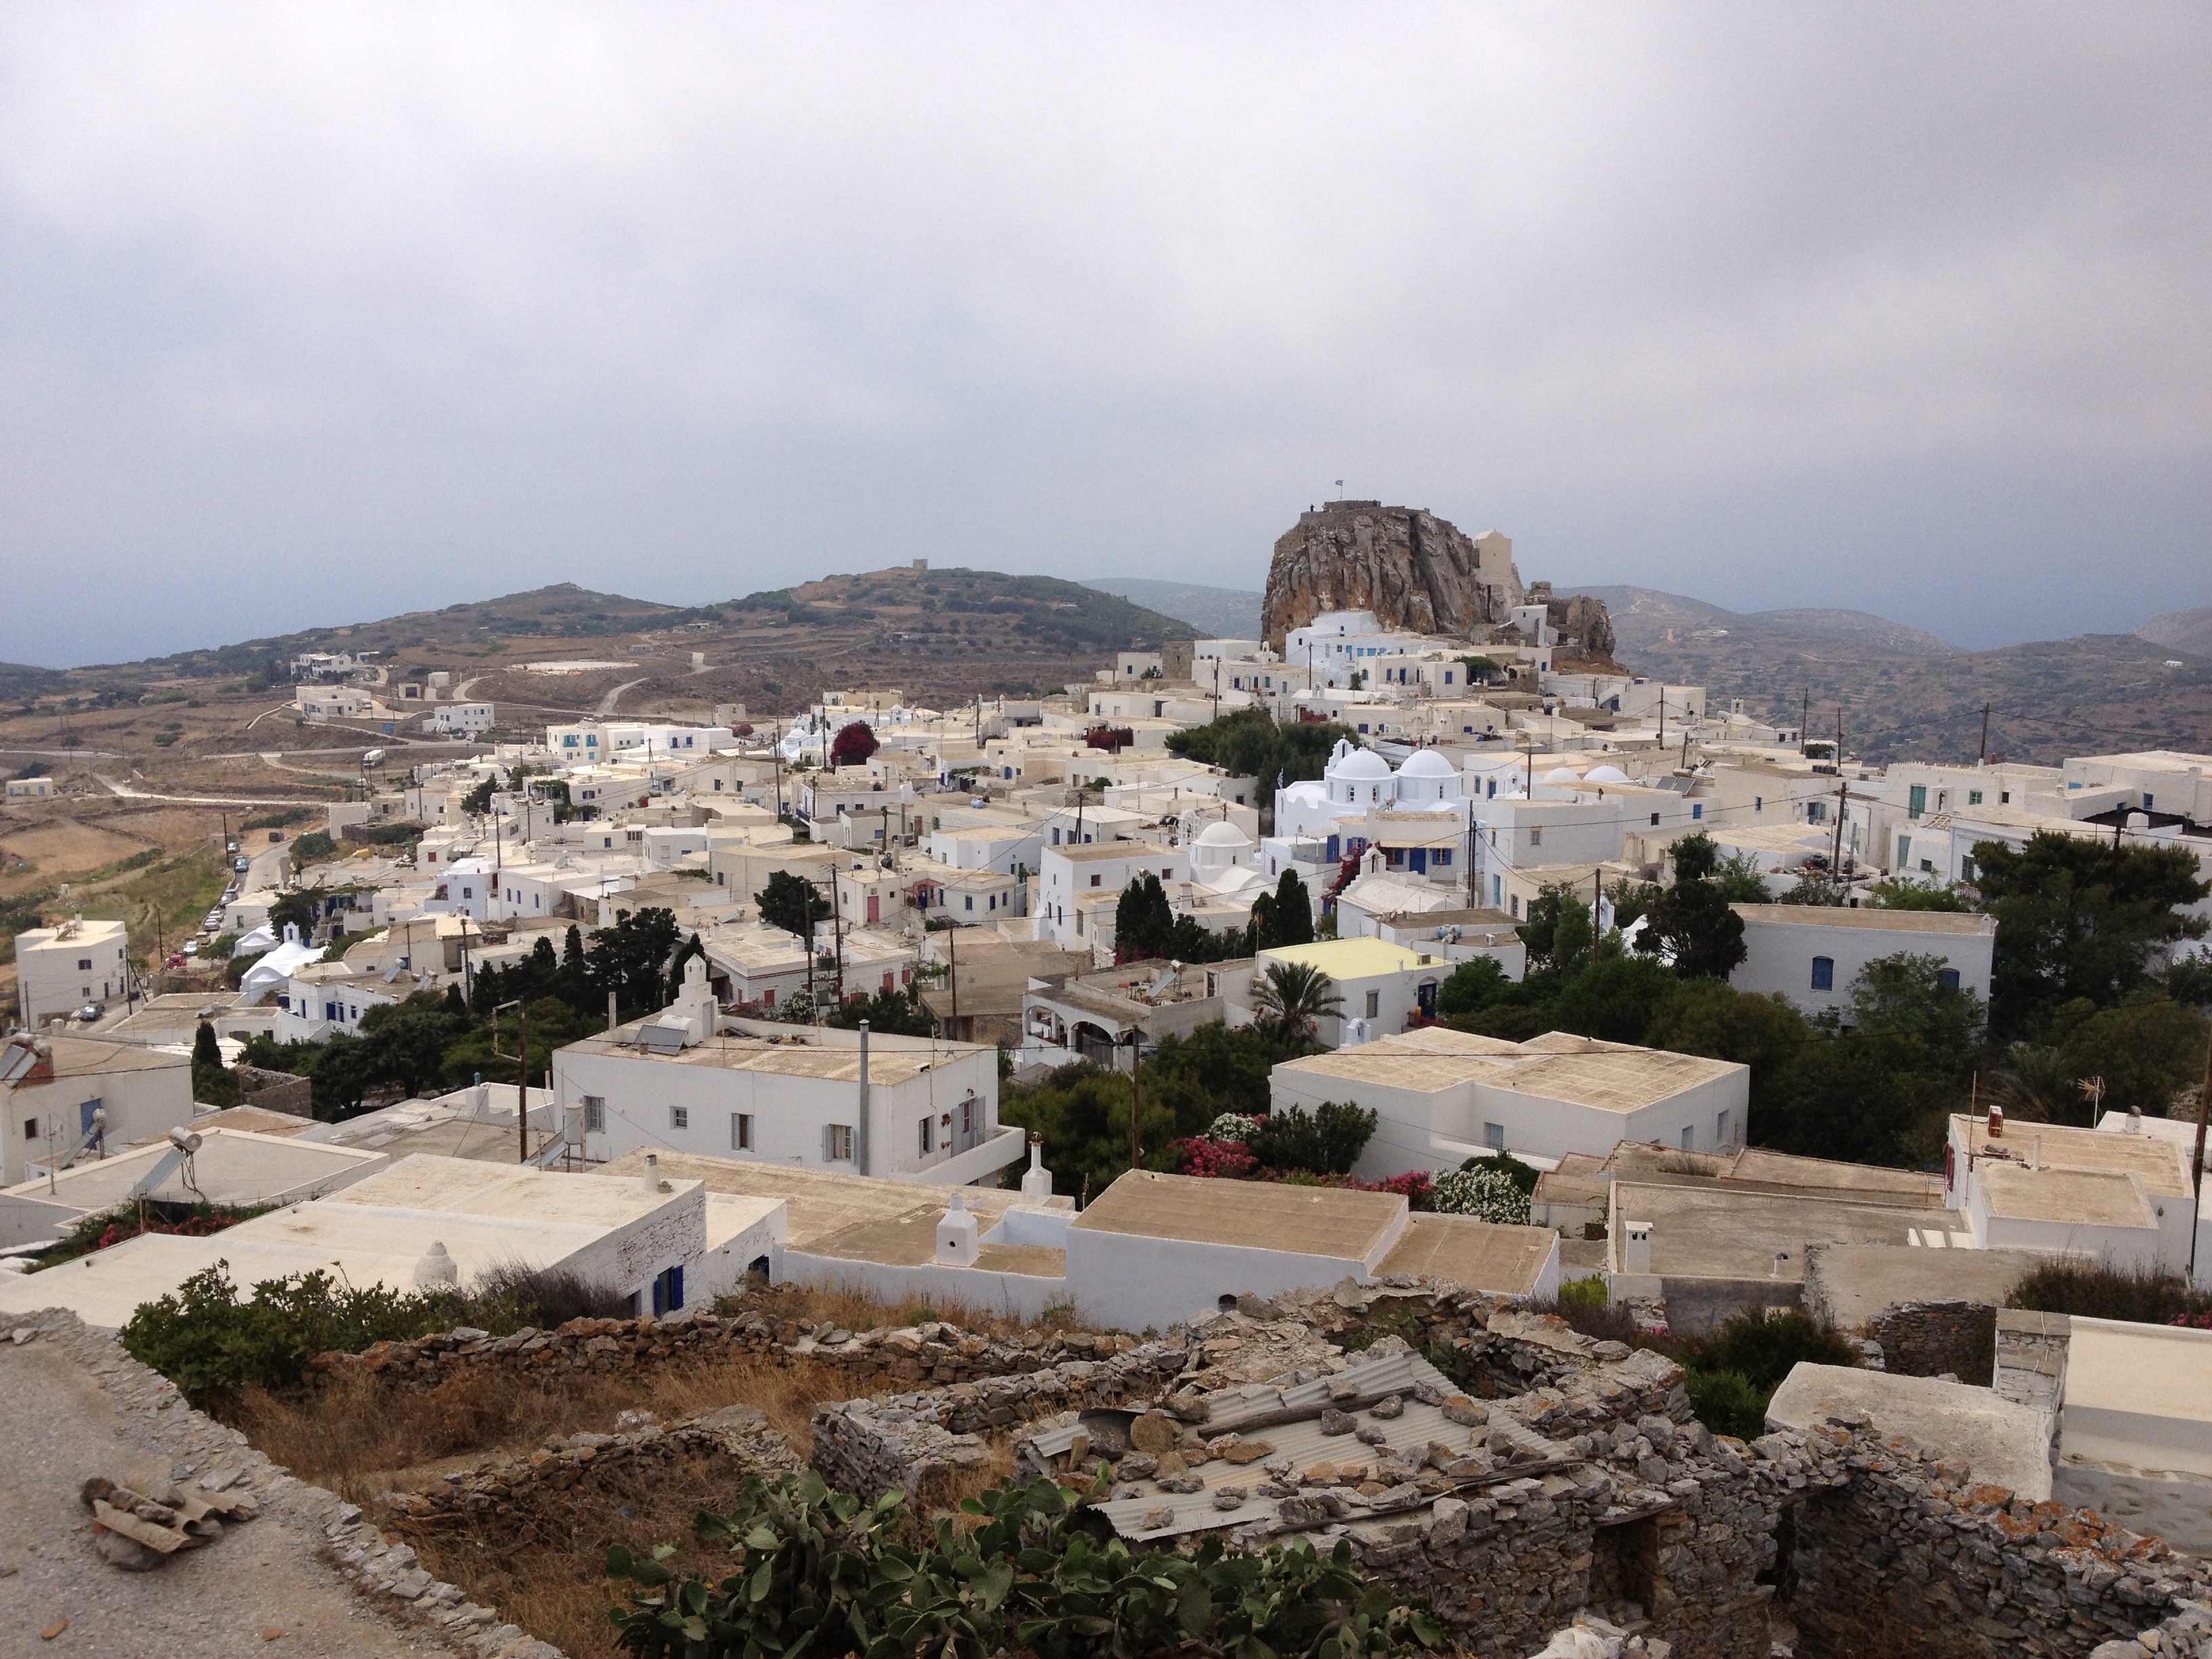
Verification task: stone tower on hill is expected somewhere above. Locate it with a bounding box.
[1260,502,1525,649]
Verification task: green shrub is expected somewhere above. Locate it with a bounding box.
[293,831,337,859]
[2007,1260,2212,1326]
[1684,1368,1767,1441]
[1692,1307,1861,1393]
[1248,1100,1375,1176]
[119,1259,628,1413]
[607,1469,1442,1659]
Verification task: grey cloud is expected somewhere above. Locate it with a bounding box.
[0,1,2206,664]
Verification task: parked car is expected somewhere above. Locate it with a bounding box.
[165,952,186,969]
[77,1004,100,1023]
[182,941,199,957]
[226,840,239,854]
[233,857,249,873]
[268,830,284,842]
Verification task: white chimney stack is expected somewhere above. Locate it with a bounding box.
[642,1152,660,1195]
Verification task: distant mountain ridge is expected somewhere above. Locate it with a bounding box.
[2139,606,2212,659]
[1080,578,1263,641]
[1574,586,1957,657]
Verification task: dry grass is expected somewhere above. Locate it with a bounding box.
[748,1279,1057,1343]
[237,1353,852,1502]
[406,1446,763,1659]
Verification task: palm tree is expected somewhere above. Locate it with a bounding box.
[1252,960,1343,1047]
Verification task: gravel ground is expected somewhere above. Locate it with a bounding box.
[0,1322,452,1659]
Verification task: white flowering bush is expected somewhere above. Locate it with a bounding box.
[1207,1113,1261,1143]
[1432,1163,1531,1225]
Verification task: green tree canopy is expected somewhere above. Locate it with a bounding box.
[754,871,830,941]
[1972,832,2211,1040]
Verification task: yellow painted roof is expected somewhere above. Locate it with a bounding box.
[1257,939,1438,980]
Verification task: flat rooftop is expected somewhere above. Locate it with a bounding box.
[1258,939,1442,979]
[1803,1242,2047,1330]
[1278,1029,1742,1113]
[3,1128,383,1214]
[1734,904,1996,936]
[1071,1169,1402,1263]
[1374,1212,1555,1296]
[1768,1365,2052,1500]
[2061,1317,2212,1480]
[1616,1180,1946,1282]
[1976,1161,2156,1231]
[594,1148,1047,1252]
[1956,1114,2190,1199]
[564,1028,981,1086]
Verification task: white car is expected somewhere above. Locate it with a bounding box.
[182,941,199,957]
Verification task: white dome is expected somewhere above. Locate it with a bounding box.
[1330,747,1393,781]
[1585,764,1629,783]
[1542,766,1581,783]
[1195,820,1254,848]
[1398,750,1458,778]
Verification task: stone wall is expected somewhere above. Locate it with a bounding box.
[1790,1430,2212,1659]
[1866,1298,1999,1384]
[233,1064,312,1118]
[383,1404,800,1540]
[811,1337,1191,1502]
[308,1296,1141,1399]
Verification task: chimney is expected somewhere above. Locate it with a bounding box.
[2031,1136,2043,1172]
[1622,1220,1653,1276]
[642,1152,660,1195]
[1987,1101,2005,1139]
[1020,1134,1054,1207]
[936,1191,979,1266]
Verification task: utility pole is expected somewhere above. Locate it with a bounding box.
[828,870,845,1004]
[2190,1036,2211,1282]
[1800,689,1809,756]
[1830,712,1847,896]
[1979,703,1992,765]
[495,998,531,1163]
[1128,1029,1143,1171]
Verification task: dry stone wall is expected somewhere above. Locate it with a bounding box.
[1866,1297,1999,1383]
[309,1296,1139,1397]
[812,1336,1191,1502]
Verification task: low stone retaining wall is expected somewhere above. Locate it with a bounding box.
[1866,1297,2000,1383]
[382,1404,801,1537]
[310,1297,1140,1397]
[811,1336,1192,1502]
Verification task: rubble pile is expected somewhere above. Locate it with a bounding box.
[79,1472,260,1570]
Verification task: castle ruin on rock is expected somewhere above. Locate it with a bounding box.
[1260,501,1614,660]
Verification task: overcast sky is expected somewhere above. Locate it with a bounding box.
[2,4,2207,667]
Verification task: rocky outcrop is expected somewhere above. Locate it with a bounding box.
[1525,584,1617,662]
[1259,504,1616,661]
[1262,503,1523,650]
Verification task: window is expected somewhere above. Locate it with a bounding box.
[731,1112,752,1150]
[1483,1122,1504,1151]
[1364,989,1380,1018]
[1650,813,1660,826]
[1810,956,1835,992]
[1908,784,1926,819]
[22,1117,35,1141]
[651,1264,684,1316]
[1510,895,1520,918]
[1937,968,1961,991]
[964,895,973,911]
[1692,804,1703,820]
[1755,796,1763,813]
[1896,835,1910,867]
[671,1105,690,1130]
[1680,1126,1695,1151]
[1967,790,1983,806]
[1715,1109,1731,1146]
[1090,874,1101,888]
[1528,827,1542,847]
[826,1124,854,1162]
[920,1118,934,1154]
[77,957,91,971]
[583,1097,606,1132]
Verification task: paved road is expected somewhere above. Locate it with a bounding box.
[0,1330,440,1659]
[91,777,313,808]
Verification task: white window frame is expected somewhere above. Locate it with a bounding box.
[671,1105,690,1131]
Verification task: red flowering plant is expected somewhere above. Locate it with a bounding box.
[1170,1136,1260,1181]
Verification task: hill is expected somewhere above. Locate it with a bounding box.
[2139,606,2212,659]
[1080,578,1263,640]
[1578,586,1956,657]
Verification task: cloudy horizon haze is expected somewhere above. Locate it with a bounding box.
[1,3,2207,668]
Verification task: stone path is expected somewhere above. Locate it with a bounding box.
[0,1320,451,1659]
